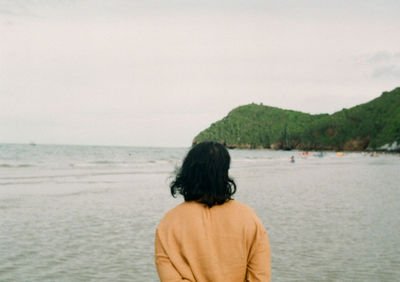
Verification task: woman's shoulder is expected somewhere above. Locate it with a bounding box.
[157,202,195,229]
[226,199,253,211]
[163,200,258,217]
[157,200,263,229]
[224,200,262,221]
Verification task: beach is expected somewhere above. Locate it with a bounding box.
[0,144,399,281]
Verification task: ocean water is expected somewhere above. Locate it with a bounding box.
[0,144,399,281]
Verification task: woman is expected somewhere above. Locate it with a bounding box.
[155,142,271,281]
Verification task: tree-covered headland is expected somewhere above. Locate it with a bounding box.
[193,88,400,151]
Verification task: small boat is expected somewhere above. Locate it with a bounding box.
[336,152,344,157]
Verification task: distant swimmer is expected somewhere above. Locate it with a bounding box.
[314,152,323,158]
[290,156,295,163]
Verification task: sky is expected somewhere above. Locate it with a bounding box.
[1,0,399,147]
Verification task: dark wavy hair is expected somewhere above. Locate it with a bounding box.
[170,141,237,207]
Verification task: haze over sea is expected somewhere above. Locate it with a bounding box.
[0,144,399,281]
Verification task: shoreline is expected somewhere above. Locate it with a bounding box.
[224,146,400,154]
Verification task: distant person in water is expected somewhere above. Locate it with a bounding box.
[290,155,295,163]
[155,141,271,281]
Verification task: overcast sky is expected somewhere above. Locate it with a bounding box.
[1,0,399,147]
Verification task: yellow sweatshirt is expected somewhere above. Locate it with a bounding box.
[155,200,271,281]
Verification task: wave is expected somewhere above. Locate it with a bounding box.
[0,163,34,168]
[69,159,172,167]
[0,169,172,185]
[0,181,44,186]
[49,188,112,198]
[90,160,115,164]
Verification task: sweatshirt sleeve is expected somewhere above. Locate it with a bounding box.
[155,228,185,282]
[246,223,271,282]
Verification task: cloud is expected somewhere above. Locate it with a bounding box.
[368,51,400,64]
[368,51,400,79]
[372,65,400,79]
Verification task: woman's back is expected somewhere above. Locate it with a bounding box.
[155,200,271,281]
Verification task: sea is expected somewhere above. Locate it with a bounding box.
[0,143,399,282]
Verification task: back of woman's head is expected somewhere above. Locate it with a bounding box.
[170,141,237,207]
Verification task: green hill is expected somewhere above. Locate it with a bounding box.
[193,87,400,151]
